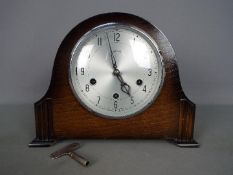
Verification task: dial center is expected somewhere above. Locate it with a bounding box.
[113,69,121,76]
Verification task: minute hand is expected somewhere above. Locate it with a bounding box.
[106,33,131,97]
[106,33,117,69]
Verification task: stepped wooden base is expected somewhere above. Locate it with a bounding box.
[28,138,56,147]
[172,139,199,148]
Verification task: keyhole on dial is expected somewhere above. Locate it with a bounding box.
[113,93,119,99]
[136,79,143,86]
[90,78,96,85]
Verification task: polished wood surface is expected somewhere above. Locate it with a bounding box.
[30,13,197,146]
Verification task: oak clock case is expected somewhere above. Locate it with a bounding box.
[29,13,198,147]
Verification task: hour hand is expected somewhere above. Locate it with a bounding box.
[113,70,131,97]
[120,82,131,96]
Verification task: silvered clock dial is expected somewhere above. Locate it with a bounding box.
[69,24,164,118]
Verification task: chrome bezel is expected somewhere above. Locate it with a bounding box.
[69,23,165,119]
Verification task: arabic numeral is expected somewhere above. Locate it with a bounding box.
[114,33,120,42]
[97,37,102,46]
[130,97,134,104]
[114,100,117,111]
[81,68,85,75]
[148,69,152,76]
[85,84,89,92]
[143,85,146,92]
[96,96,100,106]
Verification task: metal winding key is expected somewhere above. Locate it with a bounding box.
[50,143,89,167]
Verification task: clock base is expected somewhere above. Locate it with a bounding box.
[28,139,199,148]
[172,139,199,148]
[28,138,57,147]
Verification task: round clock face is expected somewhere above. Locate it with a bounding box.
[69,24,164,119]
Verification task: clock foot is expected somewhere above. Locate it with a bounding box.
[28,138,57,147]
[172,139,199,148]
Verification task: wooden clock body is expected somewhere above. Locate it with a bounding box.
[29,13,198,147]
